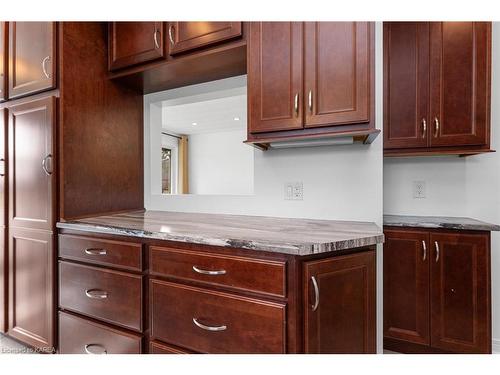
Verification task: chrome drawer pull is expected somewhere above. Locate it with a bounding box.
[435,241,440,263]
[42,55,51,79]
[84,248,107,256]
[311,276,319,311]
[192,265,226,276]
[422,240,427,261]
[41,154,53,176]
[153,29,160,49]
[84,344,107,355]
[85,289,108,299]
[192,317,227,332]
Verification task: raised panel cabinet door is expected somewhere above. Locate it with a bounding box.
[430,231,491,353]
[304,250,376,353]
[248,22,303,133]
[108,22,166,71]
[304,22,372,128]
[8,22,56,99]
[8,96,55,231]
[1,22,6,101]
[0,109,6,228]
[383,228,430,345]
[429,22,491,147]
[0,228,5,333]
[8,227,54,352]
[383,22,430,149]
[168,22,242,55]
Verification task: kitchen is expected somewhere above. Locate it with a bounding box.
[0,1,500,372]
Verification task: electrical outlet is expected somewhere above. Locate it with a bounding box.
[413,181,426,199]
[285,182,303,200]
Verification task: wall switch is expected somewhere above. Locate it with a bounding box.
[413,181,426,199]
[285,182,303,200]
[285,183,293,200]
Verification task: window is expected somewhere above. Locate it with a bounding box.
[161,148,172,194]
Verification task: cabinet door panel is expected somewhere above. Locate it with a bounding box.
[383,229,430,345]
[383,22,430,149]
[430,22,490,147]
[1,22,6,101]
[8,22,56,99]
[430,231,490,353]
[0,228,5,333]
[8,227,54,351]
[168,22,242,55]
[304,22,371,128]
[248,22,303,133]
[8,96,55,231]
[109,22,165,71]
[304,250,376,353]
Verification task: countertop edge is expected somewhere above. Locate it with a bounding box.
[383,215,500,232]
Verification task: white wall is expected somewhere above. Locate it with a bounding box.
[188,129,254,195]
[384,23,500,353]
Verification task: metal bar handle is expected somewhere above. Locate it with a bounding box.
[311,276,319,311]
[168,25,175,45]
[435,241,440,263]
[192,265,226,276]
[294,93,299,117]
[308,90,313,112]
[422,240,427,261]
[42,56,51,79]
[192,317,227,332]
[41,154,52,176]
[84,344,107,355]
[85,248,107,256]
[0,158,5,177]
[85,289,108,299]
[153,29,160,49]
[434,117,440,137]
[422,118,427,138]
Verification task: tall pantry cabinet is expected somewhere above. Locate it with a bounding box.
[0,22,144,351]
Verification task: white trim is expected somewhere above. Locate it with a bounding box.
[493,339,500,354]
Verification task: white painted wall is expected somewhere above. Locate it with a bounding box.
[145,24,385,352]
[188,129,254,195]
[384,22,500,353]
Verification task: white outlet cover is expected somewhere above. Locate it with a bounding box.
[292,182,303,200]
[413,181,426,199]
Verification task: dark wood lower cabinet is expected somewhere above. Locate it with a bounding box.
[383,227,491,354]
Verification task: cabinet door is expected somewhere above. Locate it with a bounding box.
[0,111,5,333]
[168,22,242,55]
[108,22,166,71]
[8,22,56,99]
[430,231,490,353]
[8,96,55,231]
[304,22,371,128]
[429,22,490,147]
[304,250,376,353]
[0,22,6,101]
[383,229,430,345]
[248,22,303,133]
[383,22,430,149]
[8,227,54,351]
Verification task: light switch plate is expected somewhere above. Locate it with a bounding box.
[285,182,303,200]
[413,181,426,199]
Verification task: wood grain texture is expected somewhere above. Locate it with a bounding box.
[149,340,194,354]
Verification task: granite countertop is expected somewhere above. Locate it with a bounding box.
[56,210,384,256]
[384,214,500,232]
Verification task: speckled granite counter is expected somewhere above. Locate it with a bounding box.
[384,214,500,231]
[56,210,384,256]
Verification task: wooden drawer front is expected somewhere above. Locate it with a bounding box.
[150,246,286,298]
[150,279,286,354]
[59,311,142,354]
[59,261,142,331]
[149,340,194,354]
[59,234,142,271]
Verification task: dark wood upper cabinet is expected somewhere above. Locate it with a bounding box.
[384,22,491,156]
[248,22,304,133]
[430,231,490,354]
[383,228,430,345]
[0,109,5,229]
[8,22,56,99]
[429,22,490,148]
[108,22,166,71]
[168,22,242,55]
[303,251,376,354]
[304,22,370,128]
[8,96,55,231]
[384,22,430,149]
[0,22,6,102]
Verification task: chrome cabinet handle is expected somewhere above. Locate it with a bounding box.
[294,93,299,116]
[435,241,440,263]
[192,265,226,276]
[422,118,427,138]
[42,56,51,79]
[84,344,107,355]
[0,158,5,177]
[153,29,160,49]
[192,317,227,332]
[434,117,440,137]
[84,248,107,256]
[41,154,52,176]
[168,25,175,45]
[311,276,319,311]
[422,240,427,261]
[308,90,313,112]
[85,289,108,299]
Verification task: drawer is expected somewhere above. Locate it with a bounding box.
[150,246,286,298]
[59,234,142,271]
[59,261,142,331]
[150,279,286,354]
[149,340,194,354]
[59,311,142,354]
